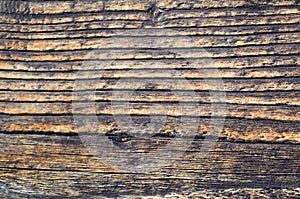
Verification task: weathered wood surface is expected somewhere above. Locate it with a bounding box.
[0,0,299,198]
[0,134,299,198]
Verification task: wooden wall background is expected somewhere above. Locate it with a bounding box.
[0,0,299,198]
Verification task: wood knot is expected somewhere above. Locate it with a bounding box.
[148,3,165,22]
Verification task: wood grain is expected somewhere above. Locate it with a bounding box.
[0,134,299,198]
[0,0,299,198]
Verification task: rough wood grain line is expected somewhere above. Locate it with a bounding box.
[0,189,299,199]
[158,7,300,20]
[0,20,145,32]
[0,176,299,199]
[0,134,299,198]
[1,0,298,15]
[0,66,298,80]
[2,32,300,51]
[0,11,150,25]
[0,101,298,121]
[152,14,300,28]
[155,0,299,10]
[0,78,298,91]
[1,14,299,32]
[187,189,300,199]
[1,44,299,61]
[1,6,299,25]
[2,24,300,39]
[0,56,298,71]
[0,115,299,143]
[1,0,105,14]
[1,91,299,106]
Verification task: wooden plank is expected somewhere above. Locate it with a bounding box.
[0,133,299,198]
[0,0,299,198]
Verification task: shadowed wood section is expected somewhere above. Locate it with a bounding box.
[0,0,299,198]
[0,134,299,198]
[0,115,299,143]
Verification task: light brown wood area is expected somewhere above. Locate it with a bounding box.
[0,0,299,198]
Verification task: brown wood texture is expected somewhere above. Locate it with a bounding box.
[0,0,299,198]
